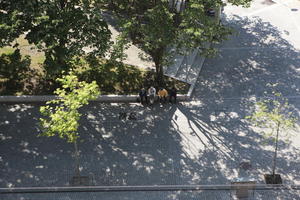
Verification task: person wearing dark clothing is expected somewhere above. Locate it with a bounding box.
[139,88,147,104]
[169,87,177,103]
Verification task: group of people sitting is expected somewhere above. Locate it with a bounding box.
[139,86,177,104]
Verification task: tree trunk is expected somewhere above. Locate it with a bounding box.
[74,140,80,176]
[154,58,164,87]
[54,40,68,72]
[152,47,165,87]
[60,0,66,9]
[272,122,280,176]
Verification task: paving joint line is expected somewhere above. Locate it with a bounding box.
[1,184,300,194]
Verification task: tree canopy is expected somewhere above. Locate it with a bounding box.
[97,0,253,86]
[1,0,255,86]
[1,0,112,77]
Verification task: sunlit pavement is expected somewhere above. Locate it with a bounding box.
[1,0,300,199]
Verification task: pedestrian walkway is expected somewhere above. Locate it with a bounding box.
[2,1,300,200]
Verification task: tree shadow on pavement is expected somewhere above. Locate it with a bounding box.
[188,14,300,199]
[193,15,300,99]
[0,103,76,187]
[1,14,300,200]
[0,102,232,199]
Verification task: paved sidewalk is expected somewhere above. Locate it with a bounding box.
[1,0,300,199]
[193,0,300,100]
[1,100,300,199]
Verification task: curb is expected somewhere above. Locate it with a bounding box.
[187,55,206,97]
[1,184,300,193]
[0,94,190,103]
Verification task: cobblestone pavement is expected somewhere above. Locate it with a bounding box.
[1,0,300,199]
[1,100,300,199]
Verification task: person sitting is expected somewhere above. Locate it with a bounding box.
[169,86,177,103]
[158,88,168,103]
[139,88,147,104]
[148,86,156,105]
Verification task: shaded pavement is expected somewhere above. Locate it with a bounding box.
[1,0,300,199]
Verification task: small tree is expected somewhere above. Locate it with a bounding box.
[39,72,100,177]
[247,90,297,183]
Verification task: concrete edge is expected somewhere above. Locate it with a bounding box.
[1,184,300,194]
[187,54,206,97]
[0,94,190,103]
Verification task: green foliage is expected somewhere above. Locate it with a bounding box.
[246,85,297,175]
[74,58,144,94]
[1,0,112,78]
[73,57,189,94]
[0,8,27,47]
[98,0,248,85]
[246,91,297,141]
[39,72,100,143]
[227,0,252,7]
[0,49,31,94]
[108,35,130,63]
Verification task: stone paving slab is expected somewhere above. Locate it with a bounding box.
[2,0,300,199]
[193,12,300,100]
[193,48,300,99]
[1,101,300,199]
[2,189,300,200]
[1,101,300,187]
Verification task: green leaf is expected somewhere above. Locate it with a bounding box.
[39,71,100,143]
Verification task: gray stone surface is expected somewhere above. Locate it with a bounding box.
[2,189,300,200]
[1,0,300,199]
[1,102,300,199]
